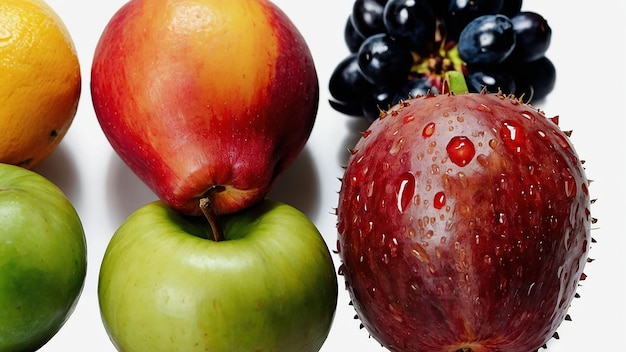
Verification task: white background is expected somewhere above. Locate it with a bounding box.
[32,0,626,351]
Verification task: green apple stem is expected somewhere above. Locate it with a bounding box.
[199,193,224,242]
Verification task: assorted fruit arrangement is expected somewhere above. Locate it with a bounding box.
[0,1,85,351]
[329,0,555,120]
[91,0,337,351]
[0,0,599,352]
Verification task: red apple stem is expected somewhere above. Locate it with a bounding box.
[199,193,224,242]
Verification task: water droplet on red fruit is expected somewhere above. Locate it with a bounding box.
[337,220,345,235]
[396,172,416,213]
[484,255,493,265]
[581,182,589,196]
[366,180,375,197]
[520,111,536,122]
[422,122,436,137]
[501,120,526,153]
[446,136,475,167]
[562,168,577,197]
[428,263,436,274]
[389,136,405,155]
[433,191,446,209]
[553,130,571,149]
[410,243,430,264]
[476,154,488,167]
[389,237,399,257]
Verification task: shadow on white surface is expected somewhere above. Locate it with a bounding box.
[337,114,373,168]
[268,145,322,221]
[34,142,82,204]
[105,152,157,227]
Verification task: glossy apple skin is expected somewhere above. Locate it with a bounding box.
[336,93,591,352]
[91,0,319,216]
[99,199,338,352]
[0,163,87,351]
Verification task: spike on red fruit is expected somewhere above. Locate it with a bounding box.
[549,115,560,125]
[336,92,592,352]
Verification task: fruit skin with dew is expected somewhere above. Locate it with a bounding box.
[98,199,338,352]
[0,0,81,169]
[0,163,87,351]
[91,0,319,216]
[336,91,591,351]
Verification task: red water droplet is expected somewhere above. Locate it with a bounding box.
[337,220,345,235]
[478,104,491,112]
[520,111,536,122]
[389,237,399,257]
[396,172,416,213]
[403,114,415,124]
[446,136,475,167]
[500,120,526,153]
[553,130,571,149]
[422,122,436,138]
[562,168,577,197]
[433,191,446,209]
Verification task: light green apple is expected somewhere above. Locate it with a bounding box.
[0,163,87,352]
[98,198,338,352]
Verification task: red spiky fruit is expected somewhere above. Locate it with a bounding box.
[336,92,591,352]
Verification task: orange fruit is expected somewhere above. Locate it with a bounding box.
[0,0,81,169]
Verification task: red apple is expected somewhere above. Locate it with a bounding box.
[91,0,319,216]
[336,92,592,351]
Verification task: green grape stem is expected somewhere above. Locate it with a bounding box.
[445,71,469,95]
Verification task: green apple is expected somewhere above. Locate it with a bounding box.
[0,163,87,351]
[98,199,338,352]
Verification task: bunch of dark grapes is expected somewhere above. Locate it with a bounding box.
[329,0,555,120]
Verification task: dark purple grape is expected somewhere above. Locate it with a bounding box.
[466,70,516,94]
[329,0,556,120]
[392,75,439,105]
[351,0,388,38]
[329,99,364,117]
[445,0,504,40]
[499,0,523,17]
[328,54,374,116]
[383,0,437,53]
[357,33,414,86]
[362,85,395,120]
[344,16,366,53]
[511,56,556,101]
[457,14,516,66]
[426,0,448,17]
[508,12,551,63]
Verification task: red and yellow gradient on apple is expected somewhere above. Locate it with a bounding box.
[91,0,319,216]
